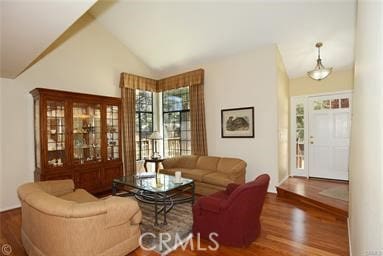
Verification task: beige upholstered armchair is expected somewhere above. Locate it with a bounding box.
[17,180,142,256]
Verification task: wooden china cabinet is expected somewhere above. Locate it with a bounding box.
[30,88,123,194]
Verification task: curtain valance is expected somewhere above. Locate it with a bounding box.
[119,69,204,92]
[157,69,204,91]
[119,73,158,92]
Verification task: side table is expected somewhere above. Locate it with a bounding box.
[144,158,165,172]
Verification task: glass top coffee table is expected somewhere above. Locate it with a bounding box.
[112,173,195,225]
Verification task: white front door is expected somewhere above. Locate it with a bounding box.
[308,93,352,180]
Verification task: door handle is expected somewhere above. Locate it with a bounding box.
[310,136,314,139]
[310,141,314,144]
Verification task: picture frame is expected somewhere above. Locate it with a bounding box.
[221,107,254,138]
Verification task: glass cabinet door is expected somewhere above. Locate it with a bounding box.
[106,105,120,160]
[73,103,102,164]
[46,100,66,168]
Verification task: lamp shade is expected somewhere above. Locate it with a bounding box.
[149,131,162,140]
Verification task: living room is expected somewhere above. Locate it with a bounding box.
[0,1,382,256]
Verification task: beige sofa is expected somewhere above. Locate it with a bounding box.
[160,155,246,195]
[17,180,142,256]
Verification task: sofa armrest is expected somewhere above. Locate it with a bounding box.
[104,196,141,228]
[131,210,142,225]
[38,179,75,196]
[197,196,226,213]
[228,167,246,183]
[69,201,107,217]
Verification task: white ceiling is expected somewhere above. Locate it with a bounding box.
[0,0,97,79]
[90,0,356,78]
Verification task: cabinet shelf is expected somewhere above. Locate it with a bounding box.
[74,145,101,149]
[47,116,65,119]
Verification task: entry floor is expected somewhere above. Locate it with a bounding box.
[277,177,349,219]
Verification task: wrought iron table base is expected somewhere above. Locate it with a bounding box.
[112,182,195,226]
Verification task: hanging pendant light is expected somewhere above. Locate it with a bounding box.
[307,42,333,81]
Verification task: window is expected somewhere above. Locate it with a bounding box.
[135,90,153,160]
[162,87,191,157]
[291,97,307,176]
[313,98,350,111]
[295,103,305,169]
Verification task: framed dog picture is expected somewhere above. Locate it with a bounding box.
[221,107,254,138]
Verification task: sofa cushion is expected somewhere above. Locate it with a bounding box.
[160,168,190,176]
[59,189,98,203]
[196,156,220,171]
[162,158,179,169]
[180,169,215,182]
[177,155,199,169]
[217,158,246,174]
[202,172,233,187]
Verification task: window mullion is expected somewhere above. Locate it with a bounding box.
[179,110,182,155]
[138,112,142,160]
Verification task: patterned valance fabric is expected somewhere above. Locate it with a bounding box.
[119,69,204,92]
[119,73,158,92]
[157,69,204,91]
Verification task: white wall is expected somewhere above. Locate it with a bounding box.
[205,46,279,190]
[276,48,289,182]
[160,45,281,191]
[349,0,383,254]
[289,69,354,96]
[0,14,154,211]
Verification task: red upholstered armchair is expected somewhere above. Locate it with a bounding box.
[192,174,270,247]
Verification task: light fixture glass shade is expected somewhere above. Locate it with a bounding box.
[307,42,333,81]
[307,60,333,81]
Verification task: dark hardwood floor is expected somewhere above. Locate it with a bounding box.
[277,177,349,220]
[0,193,349,256]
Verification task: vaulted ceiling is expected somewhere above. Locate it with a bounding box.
[1,0,356,79]
[89,0,356,78]
[0,0,97,78]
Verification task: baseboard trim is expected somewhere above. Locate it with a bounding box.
[277,175,289,187]
[0,204,21,213]
[273,175,290,192]
[348,217,352,256]
[268,186,277,193]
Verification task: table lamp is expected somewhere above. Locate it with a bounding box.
[149,131,162,159]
